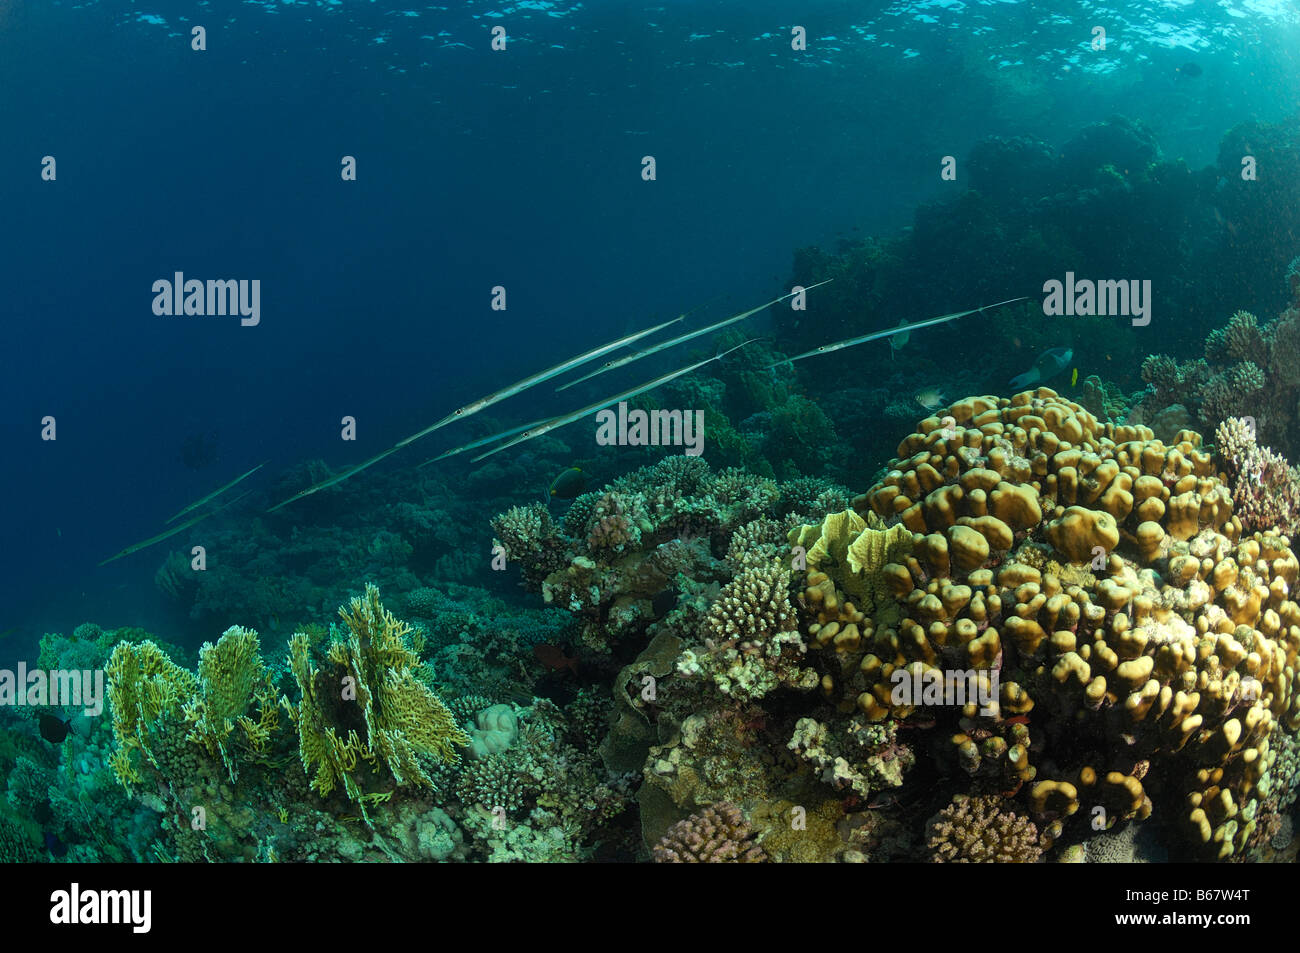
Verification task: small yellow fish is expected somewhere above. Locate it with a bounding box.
[1071,367,1078,387]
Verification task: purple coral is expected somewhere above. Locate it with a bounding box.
[652,803,768,863]
[1215,417,1300,534]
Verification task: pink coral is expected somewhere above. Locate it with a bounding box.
[652,802,768,863]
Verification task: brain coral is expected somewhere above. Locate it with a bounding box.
[792,388,1300,859]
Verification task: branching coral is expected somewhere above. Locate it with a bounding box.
[652,802,768,862]
[928,794,1044,862]
[1215,417,1300,535]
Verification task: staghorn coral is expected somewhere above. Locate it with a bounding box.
[652,801,768,862]
[928,794,1044,863]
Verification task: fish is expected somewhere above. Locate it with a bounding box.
[554,280,832,391]
[417,416,553,466]
[768,296,1028,367]
[913,386,946,410]
[98,491,253,564]
[1071,367,1079,387]
[534,642,579,675]
[1009,346,1074,390]
[548,467,586,500]
[0,628,17,641]
[266,447,399,513]
[165,461,267,524]
[43,832,68,858]
[888,319,910,359]
[393,314,690,449]
[39,714,72,744]
[471,339,759,462]
[1175,61,1202,79]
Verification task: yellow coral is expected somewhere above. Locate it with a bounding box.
[184,625,273,781]
[106,640,198,787]
[289,584,468,814]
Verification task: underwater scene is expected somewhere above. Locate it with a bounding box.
[4,0,1300,874]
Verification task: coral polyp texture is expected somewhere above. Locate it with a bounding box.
[1214,416,1300,536]
[792,389,1300,859]
[652,802,768,862]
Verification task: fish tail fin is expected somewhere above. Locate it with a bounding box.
[1008,370,1040,391]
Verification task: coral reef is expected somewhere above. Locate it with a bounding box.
[792,388,1300,860]
[1136,299,1300,455]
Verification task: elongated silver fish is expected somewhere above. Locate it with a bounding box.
[394,314,688,449]
[768,296,1028,367]
[472,339,758,462]
[417,416,553,466]
[266,446,399,513]
[555,279,833,392]
[100,490,254,566]
[165,461,267,524]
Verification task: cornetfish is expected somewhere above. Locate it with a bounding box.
[768,296,1028,367]
[471,339,758,462]
[266,446,400,513]
[418,416,553,466]
[556,279,833,391]
[100,490,254,566]
[165,461,267,524]
[394,314,688,449]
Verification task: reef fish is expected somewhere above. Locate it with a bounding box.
[555,279,832,391]
[166,461,267,524]
[769,297,1028,367]
[394,314,690,449]
[888,318,910,359]
[1009,347,1074,390]
[39,714,72,744]
[43,832,68,858]
[534,643,579,675]
[471,339,758,462]
[913,386,946,410]
[548,467,586,499]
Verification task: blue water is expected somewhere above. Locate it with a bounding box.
[2,0,1299,659]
